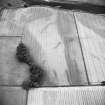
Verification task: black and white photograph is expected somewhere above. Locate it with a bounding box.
[0,0,105,105]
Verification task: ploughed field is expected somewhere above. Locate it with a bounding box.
[0,6,105,105]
